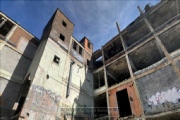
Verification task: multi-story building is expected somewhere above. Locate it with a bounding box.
[93,0,180,119]
[0,9,94,120]
[0,0,180,120]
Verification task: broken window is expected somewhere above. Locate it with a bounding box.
[59,34,65,41]
[53,55,60,64]
[73,41,77,50]
[79,46,82,55]
[88,41,90,49]
[87,59,90,66]
[62,20,67,27]
[0,18,14,37]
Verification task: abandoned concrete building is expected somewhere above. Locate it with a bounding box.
[0,0,180,120]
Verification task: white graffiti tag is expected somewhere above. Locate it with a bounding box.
[148,87,180,106]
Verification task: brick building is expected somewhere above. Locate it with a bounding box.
[0,0,180,120]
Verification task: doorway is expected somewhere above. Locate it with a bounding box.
[116,89,132,117]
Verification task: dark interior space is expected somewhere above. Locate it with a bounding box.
[125,18,151,47]
[159,24,180,54]
[94,93,108,119]
[103,38,123,61]
[116,89,132,117]
[93,50,103,70]
[0,19,14,37]
[106,58,131,87]
[128,40,165,72]
[93,70,105,89]
[14,78,31,116]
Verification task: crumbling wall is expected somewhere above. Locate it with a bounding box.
[108,81,141,119]
[20,38,94,119]
[147,0,177,29]
[136,65,180,115]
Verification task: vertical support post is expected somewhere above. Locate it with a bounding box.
[116,22,145,117]
[101,48,110,119]
[137,5,180,80]
[0,18,7,28]
[6,25,17,41]
[98,71,100,88]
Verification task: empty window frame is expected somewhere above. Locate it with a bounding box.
[53,55,60,64]
[88,41,90,49]
[62,20,67,27]
[79,46,82,55]
[87,59,90,66]
[59,34,65,41]
[73,42,77,50]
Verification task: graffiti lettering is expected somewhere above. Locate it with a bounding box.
[148,87,180,106]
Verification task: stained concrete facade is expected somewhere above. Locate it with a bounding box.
[0,9,94,120]
[0,0,180,120]
[0,12,39,118]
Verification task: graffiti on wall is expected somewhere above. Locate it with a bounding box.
[148,87,180,106]
[30,85,61,114]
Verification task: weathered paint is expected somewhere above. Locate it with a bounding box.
[20,37,94,119]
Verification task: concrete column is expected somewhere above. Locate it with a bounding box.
[155,40,165,58]
[137,5,180,80]
[116,22,145,117]
[101,48,110,119]
[6,25,17,41]
[0,18,7,27]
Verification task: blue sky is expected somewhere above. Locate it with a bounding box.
[1,0,160,51]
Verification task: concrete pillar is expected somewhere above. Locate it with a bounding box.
[116,22,145,117]
[155,40,165,58]
[101,48,110,119]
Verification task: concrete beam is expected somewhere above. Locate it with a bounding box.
[101,48,110,119]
